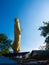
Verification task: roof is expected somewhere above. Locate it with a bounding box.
[30,50,49,60]
[31,50,49,55]
[3,52,29,57]
[0,56,18,64]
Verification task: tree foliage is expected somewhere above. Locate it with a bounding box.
[39,22,49,37]
[0,34,12,54]
[39,22,49,50]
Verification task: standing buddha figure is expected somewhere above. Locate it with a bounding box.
[12,18,21,52]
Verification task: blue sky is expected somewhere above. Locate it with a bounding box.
[0,0,49,52]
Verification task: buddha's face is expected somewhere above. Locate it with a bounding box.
[15,18,19,23]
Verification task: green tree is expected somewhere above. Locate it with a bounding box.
[39,22,49,50]
[0,34,12,54]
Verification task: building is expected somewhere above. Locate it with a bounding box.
[30,50,49,60]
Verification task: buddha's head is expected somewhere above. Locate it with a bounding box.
[14,18,19,23]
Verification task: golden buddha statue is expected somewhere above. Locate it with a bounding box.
[12,18,21,52]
